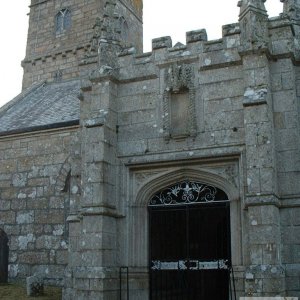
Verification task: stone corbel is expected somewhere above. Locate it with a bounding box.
[89,66,119,83]
[84,117,106,128]
[84,109,110,128]
[243,86,268,106]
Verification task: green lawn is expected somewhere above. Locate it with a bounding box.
[0,283,62,300]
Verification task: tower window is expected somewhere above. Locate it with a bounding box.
[56,9,71,35]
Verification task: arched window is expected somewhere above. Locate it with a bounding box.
[55,9,71,35]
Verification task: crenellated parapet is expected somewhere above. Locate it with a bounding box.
[116,25,242,75]
[114,1,300,79]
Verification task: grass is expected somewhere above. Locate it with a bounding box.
[0,283,62,300]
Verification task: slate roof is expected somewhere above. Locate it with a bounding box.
[0,80,81,135]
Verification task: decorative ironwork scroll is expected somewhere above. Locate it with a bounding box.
[151,259,229,271]
[149,181,228,206]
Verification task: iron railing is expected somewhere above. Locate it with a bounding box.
[229,266,237,300]
[119,266,129,300]
[119,265,237,300]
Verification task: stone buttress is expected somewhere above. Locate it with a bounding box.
[64,1,123,299]
[239,0,285,296]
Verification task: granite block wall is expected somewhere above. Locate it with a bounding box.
[0,127,80,284]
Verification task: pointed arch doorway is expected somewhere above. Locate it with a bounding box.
[148,180,232,299]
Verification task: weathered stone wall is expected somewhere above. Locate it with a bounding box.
[271,47,300,296]
[113,30,246,300]
[65,3,300,297]
[281,208,300,296]
[275,60,300,296]
[0,127,80,284]
[272,61,300,196]
[2,0,300,299]
[117,37,245,156]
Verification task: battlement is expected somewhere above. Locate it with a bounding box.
[116,11,299,82]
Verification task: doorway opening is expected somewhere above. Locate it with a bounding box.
[148,180,232,299]
[0,229,9,283]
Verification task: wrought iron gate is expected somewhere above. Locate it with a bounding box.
[149,181,232,299]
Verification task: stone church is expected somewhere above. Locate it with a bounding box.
[0,0,299,298]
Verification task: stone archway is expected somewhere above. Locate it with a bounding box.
[126,167,241,299]
[0,229,9,283]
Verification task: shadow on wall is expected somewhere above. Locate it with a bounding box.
[0,229,9,283]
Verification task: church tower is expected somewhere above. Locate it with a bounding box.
[22,0,143,89]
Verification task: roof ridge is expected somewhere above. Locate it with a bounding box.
[0,81,46,118]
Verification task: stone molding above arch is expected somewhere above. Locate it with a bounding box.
[128,164,243,267]
[134,167,240,208]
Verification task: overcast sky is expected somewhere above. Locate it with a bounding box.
[0,0,282,108]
